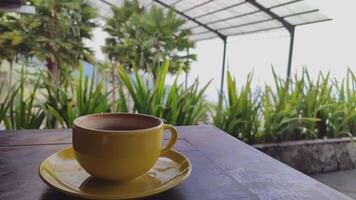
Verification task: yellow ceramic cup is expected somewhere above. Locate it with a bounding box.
[72,113,178,182]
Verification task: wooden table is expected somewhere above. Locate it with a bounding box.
[0,125,351,200]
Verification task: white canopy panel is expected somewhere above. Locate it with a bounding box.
[90,0,331,41]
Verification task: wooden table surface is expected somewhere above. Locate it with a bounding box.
[0,125,351,200]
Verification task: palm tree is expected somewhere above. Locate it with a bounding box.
[132,5,195,80]
[102,0,144,69]
[0,0,98,81]
[0,13,28,84]
[102,1,195,82]
[96,61,116,111]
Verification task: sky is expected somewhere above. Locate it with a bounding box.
[86,0,356,102]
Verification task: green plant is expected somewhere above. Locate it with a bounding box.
[1,57,355,145]
[325,69,356,138]
[260,69,321,143]
[117,61,210,125]
[213,68,331,143]
[45,67,111,128]
[0,0,98,81]
[297,70,334,138]
[3,68,45,129]
[173,79,211,125]
[213,71,260,143]
[103,0,195,81]
[0,82,20,127]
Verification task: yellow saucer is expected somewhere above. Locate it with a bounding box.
[39,148,191,199]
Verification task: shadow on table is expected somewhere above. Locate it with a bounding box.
[40,188,81,200]
[40,187,187,200]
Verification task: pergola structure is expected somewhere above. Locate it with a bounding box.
[91,0,331,94]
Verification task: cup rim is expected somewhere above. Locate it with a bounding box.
[73,113,164,133]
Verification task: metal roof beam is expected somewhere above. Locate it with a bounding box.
[219,18,274,31]
[192,35,217,42]
[98,0,114,7]
[219,37,227,98]
[192,0,302,22]
[182,0,214,13]
[204,10,260,27]
[247,0,295,79]
[153,0,226,40]
[283,9,319,18]
[292,18,332,26]
[192,0,300,29]
[190,34,218,41]
[192,9,320,35]
[171,0,183,6]
[228,26,284,37]
[247,0,294,32]
[194,1,248,19]
[269,0,303,9]
[217,9,320,32]
[192,18,273,35]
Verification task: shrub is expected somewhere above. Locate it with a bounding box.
[213,71,260,144]
[117,61,210,125]
[0,81,20,128]
[2,68,45,129]
[44,67,111,128]
[260,69,320,143]
[214,68,356,144]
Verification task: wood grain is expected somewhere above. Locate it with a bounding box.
[0,125,351,200]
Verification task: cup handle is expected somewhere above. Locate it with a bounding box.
[161,124,178,155]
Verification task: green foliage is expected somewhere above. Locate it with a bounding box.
[260,69,321,143]
[0,82,20,127]
[1,59,355,146]
[3,68,45,129]
[0,0,98,80]
[103,0,195,78]
[0,60,209,129]
[117,61,210,125]
[213,71,260,144]
[42,71,72,128]
[214,68,356,144]
[326,69,356,138]
[44,66,111,128]
[102,0,143,65]
[0,13,27,63]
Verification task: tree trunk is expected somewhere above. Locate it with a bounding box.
[152,72,158,86]
[152,42,161,87]
[316,112,327,138]
[105,78,108,94]
[9,61,13,86]
[111,62,116,111]
[185,70,188,89]
[185,48,190,89]
[46,57,60,82]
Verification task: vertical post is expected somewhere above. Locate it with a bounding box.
[219,36,227,98]
[286,26,295,79]
[185,48,189,89]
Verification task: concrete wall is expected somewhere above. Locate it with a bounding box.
[254,138,356,174]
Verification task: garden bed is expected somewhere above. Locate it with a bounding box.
[254,137,356,174]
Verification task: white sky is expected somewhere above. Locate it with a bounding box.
[86,0,356,102]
